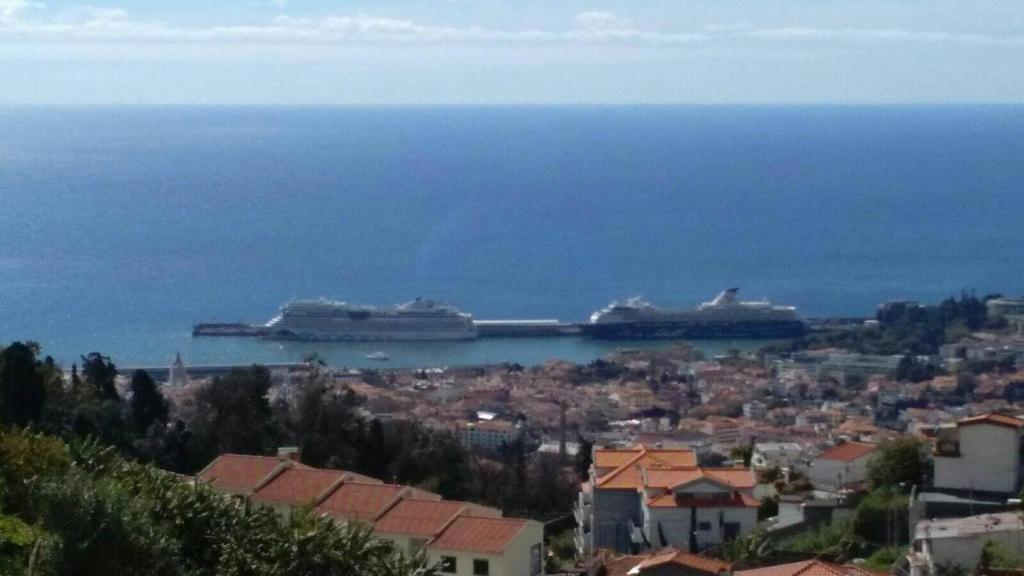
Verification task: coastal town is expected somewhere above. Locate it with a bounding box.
[103,293,1024,576]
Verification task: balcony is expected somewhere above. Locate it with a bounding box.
[574,502,591,530]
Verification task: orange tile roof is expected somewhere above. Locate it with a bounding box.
[251,467,346,505]
[594,448,698,489]
[196,454,310,493]
[594,447,697,471]
[316,483,427,522]
[373,500,473,537]
[638,549,733,574]
[738,560,883,576]
[429,516,528,554]
[959,412,1024,429]
[816,442,875,463]
[603,548,733,576]
[643,468,756,491]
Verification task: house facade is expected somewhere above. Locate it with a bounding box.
[576,446,758,557]
[933,412,1024,495]
[807,442,875,491]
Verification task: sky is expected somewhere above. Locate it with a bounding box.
[1,0,1023,105]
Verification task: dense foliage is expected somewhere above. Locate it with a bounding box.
[765,293,1006,359]
[0,342,578,521]
[0,428,436,576]
[867,435,933,490]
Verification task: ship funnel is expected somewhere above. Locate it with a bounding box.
[711,288,740,306]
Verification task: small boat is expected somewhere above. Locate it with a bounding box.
[365,351,390,361]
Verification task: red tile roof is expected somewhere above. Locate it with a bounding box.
[374,500,476,537]
[251,467,346,505]
[816,442,875,463]
[429,516,528,554]
[316,483,440,522]
[594,448,698,489]
[959,413,1024,429]
[638,549,733,574]
[602,548,733,576]
[738,560,882,576]
[196,454,310,493]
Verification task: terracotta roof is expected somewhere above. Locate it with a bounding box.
[316,483,438,522]
[594,447,697,472]
[959,413,1024,429]
[196,454,310,493]
[738,560,881,576]
[251,467,346,505]
[644,468,756,491]
[594,448,698,489]
[602,548,733,576]
[647,491,760,509]
[374,499,498,537]
[639,549,733,574]
[429,516,529,554]
[816,442,875,463]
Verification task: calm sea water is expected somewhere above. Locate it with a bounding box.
[1,106,1022,369]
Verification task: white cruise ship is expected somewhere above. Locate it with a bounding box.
[263,298,477,341]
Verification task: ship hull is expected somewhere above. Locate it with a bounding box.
[262,330,477,342]
[582,320,806,340]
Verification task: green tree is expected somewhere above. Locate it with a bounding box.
[189,366,277,469]
[80,353,119,402]
[128,369,169,433]
[867,435,932,490]
[0,342,47,426]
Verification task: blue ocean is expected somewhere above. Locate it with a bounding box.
[1,106,1022,369]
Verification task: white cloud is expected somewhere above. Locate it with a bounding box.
[0,0,41,25]
[0,5,1019,49]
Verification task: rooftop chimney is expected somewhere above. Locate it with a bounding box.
[277,446,301,462]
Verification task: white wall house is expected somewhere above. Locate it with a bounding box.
[807,442,875,492]
[912,512,1024,573]
[750,442,805,472]
[576,446,758,556]
[933,413,1024,495]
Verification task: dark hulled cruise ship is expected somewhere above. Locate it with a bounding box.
[584,288,806,339]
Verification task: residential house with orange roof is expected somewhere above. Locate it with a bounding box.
[195,450,313,495]
[599,547,733,576]
[806,442,876,492]
[933,412,1024,494]
[428,515,544,576]
[577,445,758,557]
[197,450,544,576]
[315,482,440,524]
[736,559,882,576]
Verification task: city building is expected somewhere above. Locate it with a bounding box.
[576,446,757,557]
[169,352,189,388]
[462,420,521,451]
[806,442,875,491]
[933,412,1024,495]
[750,442,805,472]
[987,297,1024,319]
[909,512,1024,574]
[197,451,544,576]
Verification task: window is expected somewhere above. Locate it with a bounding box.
[697,521,712,531]
[473,559,490,575]
[440,556,457,574]
[530,544,542,576]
